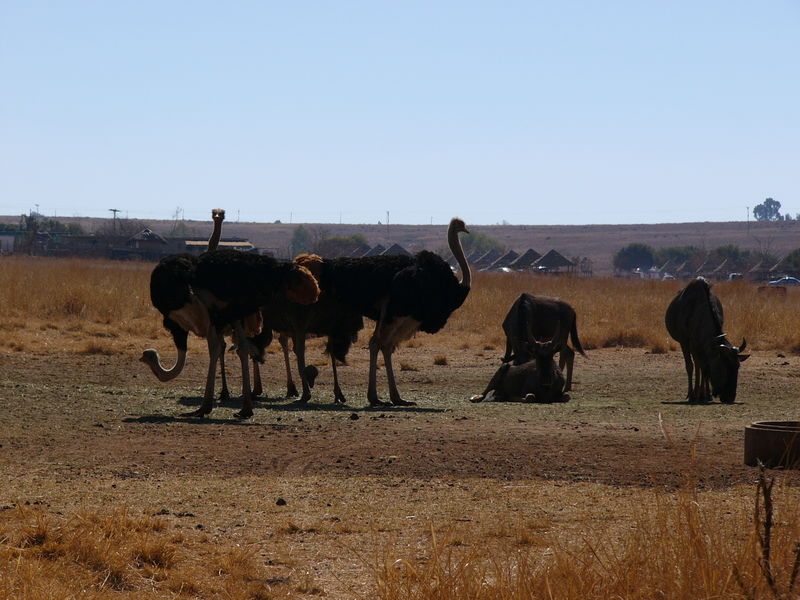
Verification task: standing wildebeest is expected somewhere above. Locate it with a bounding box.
[501,293,586,392]
[665,277,749,404]
[471,335,567,403]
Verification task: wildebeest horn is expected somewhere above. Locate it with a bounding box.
[739,338,747,353]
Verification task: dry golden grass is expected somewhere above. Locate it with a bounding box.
[0,505,297,599]
[4,474,798,599]
[376,473,800,600]
[2,256,799,354]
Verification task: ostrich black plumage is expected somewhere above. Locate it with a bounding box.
[141,209,272,410]
[369,217,471,405]
[140,209,226,384]
[188,249,320,418]
[322,217,471,406]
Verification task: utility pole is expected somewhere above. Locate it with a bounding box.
[109,208,121,233]
[746,206,750,236]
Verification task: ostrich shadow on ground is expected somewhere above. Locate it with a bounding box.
[660,400,743,406]
[126,394,446,421]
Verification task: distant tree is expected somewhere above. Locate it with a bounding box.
[710,244,751,270]
[654,245,700,266]
[38,217,84,234]
[613,243,655,272]
[783,248,800,272]
[315,234,369,257]
[461,231,503,256]
[753,197,782,222]
[290,226,313,257]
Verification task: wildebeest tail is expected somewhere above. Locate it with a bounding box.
[570,317,587,357]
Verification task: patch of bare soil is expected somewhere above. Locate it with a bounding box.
[1,346,796,596]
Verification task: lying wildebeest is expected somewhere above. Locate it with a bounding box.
[665,277,749,403]
[501,293,586,392]
[471,335,567,403]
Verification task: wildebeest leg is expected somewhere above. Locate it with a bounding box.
[680,345,694,401]
[331,356,347,404]
[470,363,511,403]
[700,366,712,402]
[559,346,575,392]
[232,323,254,419]
[692,359,704,402]
[182,330,222,417]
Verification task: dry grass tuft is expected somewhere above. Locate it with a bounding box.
[433,355,448,366]
[0,506,288,598]
[400,362,419,372]
[375,472,800,599]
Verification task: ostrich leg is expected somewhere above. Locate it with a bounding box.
[331,356,347,404]
[182,329,223,417]
[217,338,231,402]
[291,332,313,403]
[367,302,391,406]
[381,345,415,406]
[231,323,255,419]
[279,333,299,398]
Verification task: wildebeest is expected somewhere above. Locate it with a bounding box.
[501,293,586,392]
[471,335,567,403]
[665,277,749,403]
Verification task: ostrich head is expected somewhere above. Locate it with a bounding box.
[449,217,469,236]
[212,208,225,222]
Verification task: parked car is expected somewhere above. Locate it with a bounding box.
[769,276,800,286]
[727,272,743,280]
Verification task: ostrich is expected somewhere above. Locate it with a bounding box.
[367,217,470,405]
[188,249,320,418]
[140,209,267,402]
[318,217,471,406]
[140,209,226,383]
[258,253,365,404]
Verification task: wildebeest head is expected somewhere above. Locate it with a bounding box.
[708,336,749,403]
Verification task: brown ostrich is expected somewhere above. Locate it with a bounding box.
[187,249,320,418]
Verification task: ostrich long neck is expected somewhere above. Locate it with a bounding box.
[144,348,187,382]
[448,224,471,288]
[208,217,223,251]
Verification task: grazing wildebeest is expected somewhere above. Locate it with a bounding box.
[471,336,567,403]
[665,277,749,404]
[501,293,586,392]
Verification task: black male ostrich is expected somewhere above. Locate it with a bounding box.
[140,209,268,402]
[189,249,320,418]
[322,217,471,406]
[140,208,226,384]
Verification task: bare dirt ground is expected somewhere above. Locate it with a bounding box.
[1,342,798,597]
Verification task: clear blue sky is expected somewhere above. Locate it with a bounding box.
[1,1,797,225]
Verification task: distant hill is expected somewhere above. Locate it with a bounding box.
[2,215,798,276]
